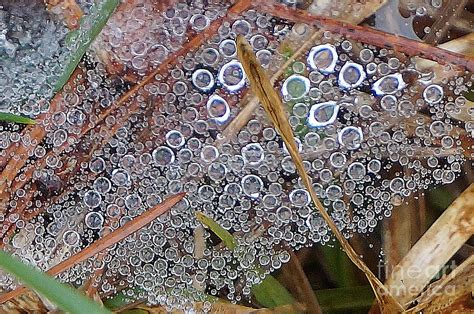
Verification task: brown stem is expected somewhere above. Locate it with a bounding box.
[255,1,474,72]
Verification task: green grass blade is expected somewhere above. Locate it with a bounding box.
[0,250,111,314]
[252,274,297,308]
[195,212,297,310]
[321,244,359,288]
[195,211,237,250]
[0,112,36,125]
[55,0,120,92]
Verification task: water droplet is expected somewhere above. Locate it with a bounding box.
[289,189,310,206]
[153,146,175,166]
[85,212,104,229]
[208,162,227,181]
[241,143,264,165]
[380,95,397,111]
[201,145,219,163]
[93,177,112,194]
[367,159,381,173]
[307,44,338,73]
[241,174,263,198]
[63,230,80,246]
[338,62,366,89]
[83,190,102,208]
[206,95,230,124]
[281,74,310,99]
[347,162,366,180]
[202,47,219,65]
[166,130,185,149]
[192,69,214,92]
[423,84,443,104]
[307,101,339,127]
[218,60,246,92]
[338,126,363,150]
[372,73,406,95]
[330,152,347,168]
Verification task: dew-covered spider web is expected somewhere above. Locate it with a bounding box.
[0,0,472,311]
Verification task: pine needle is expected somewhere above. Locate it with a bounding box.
[235,34,403,312]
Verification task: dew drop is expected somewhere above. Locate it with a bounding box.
[307,44,338,73]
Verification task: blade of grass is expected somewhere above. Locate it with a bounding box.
[251,275,297,308]
[0,250,110,314]
[55,0,120,92]
[195,212,237,250]
[195,211,297,309]
[0,112,36,125]
[320,244,359,288]
[235,34,402,312]
[0,193,186,304]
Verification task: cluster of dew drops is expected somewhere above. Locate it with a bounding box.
[0,0,472,310]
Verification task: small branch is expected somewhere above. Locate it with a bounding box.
[0,193,185,304]
[255,1,474,72]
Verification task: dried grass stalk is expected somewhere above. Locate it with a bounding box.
[236,34,403,312]
[216,0,389,147]
[384,184,474,308]
[408,255,473,313]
